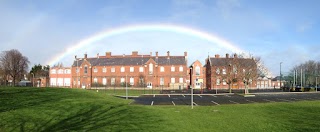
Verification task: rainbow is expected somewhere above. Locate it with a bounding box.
[47,24,244,66]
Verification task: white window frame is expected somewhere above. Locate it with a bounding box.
[130,77,134,85]
[216,79,220,85]
[195,66,200,75]
[111,67,115,73]
[160,77,164,85]
[102,78,107,85]
[121,67,125,72]
[179,66,183,72]
[171,66,175,72]
[160,67,164,72]
[171,78,175,83]
[179,78,183,83]
[121,78,125,83]
[94,67,98,73]
[149,63,153,74]
[130,67,134,72]
[111,78,115,85]
[102,67,107,73]
[222,68,226,74]
[139,67,144,72]
[223,79,226,85]
[93,77,98,83]
[51,69,56,74]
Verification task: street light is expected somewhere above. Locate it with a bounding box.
[316,76,318,92]
[189,67,194,109]
[31,73,34,87]
[280,62,282,89]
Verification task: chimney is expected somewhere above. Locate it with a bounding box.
[132,51,138,57]
[234,53,237,58]
[150,52,152,56]
[106,52,111,58]
[97,53,99,58]
[167,51,170,57]
[184,51,187,57]
[215,54,220,58]
[156,51,158,57]
[84,53,87,59]
[226,53,229,58]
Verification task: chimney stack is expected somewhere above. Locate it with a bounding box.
[156,51,158,57]
[234,53,238,58]
[150,52,152,56]
[97,53,99,58]
[167,51,170,57]
[132,51,138,57]
[84,53,87,59]
[226,53,229,58]
[106,52,111,58]
[184,51,187,57]
[215,54,220,58]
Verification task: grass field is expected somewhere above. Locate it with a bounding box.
[1,87,320,131]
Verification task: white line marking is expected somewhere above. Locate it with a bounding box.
[212,95,217,98]
[245,99,255,103]
[229,100,239,104]
[193,102,198,106]
[153,94,155,97]
[225,95,231,97]
[291,98,302,101]
[263,99,275,102]
[151,101,154,106]
[198,95,202,98]
[172,101,175,106]
[168,94,170,98]
[211,101,220,105]
[182,94,185,97]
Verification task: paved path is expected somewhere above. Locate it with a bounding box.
[132,92,320,106]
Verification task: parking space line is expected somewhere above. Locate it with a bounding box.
[263,99,275,102]
[211,95,217,98]
[168,95,170,98]
[153,94,155,97]
[182,94,185,97]
[151,101,154,106]
[198,95,202,98]
[211,101,220,105]
[193,102,198,106]
[172,101,175,106]
[245,99,255,103]
[229,100,239,104]
[225,95,231,97]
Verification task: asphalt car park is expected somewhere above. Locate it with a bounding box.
[132,92,320,106]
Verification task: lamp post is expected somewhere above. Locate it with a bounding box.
[280,62,282,89]
[316,76,318,92]
[189,67,193,109]
[126,74,128,100]
[31,73,34,87]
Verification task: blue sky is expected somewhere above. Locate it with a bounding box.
[1,0,320,77]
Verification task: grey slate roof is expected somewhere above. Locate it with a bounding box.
[209,58,256,67]
[72,56,186,66]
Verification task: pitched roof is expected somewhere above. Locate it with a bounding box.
[72,56,186,66]
[209,58,256,67]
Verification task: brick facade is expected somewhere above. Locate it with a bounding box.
[49,66,72,87]
[71,51,188,89]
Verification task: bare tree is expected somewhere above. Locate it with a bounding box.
[0,49,30,86]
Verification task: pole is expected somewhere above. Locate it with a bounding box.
[126,74,128,100]
[31,73,34,87]
[301,69,302,88]
[316,77,318,92]
[293,70,295,88]
[280,62,282,89]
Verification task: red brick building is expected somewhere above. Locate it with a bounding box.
[49,65,72,87]
[71,51,188,89]
[206,53,257,89]
[189,60,206,89]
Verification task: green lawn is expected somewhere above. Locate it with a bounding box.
[1,87,320,131]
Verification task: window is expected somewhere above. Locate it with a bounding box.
[130,77,134,85]
[243,69,246,73]
[58,69,63,74]
[160,78,164,85]
[216,68,220,74]
[233,66,237,74]
[222,79,226,85]
[102,67,106,73]
[67,69,71,74]
[130,67,134,72]
[216,79,220,85]
[93,78,98,83]
[171,78,175,83]
[76,68,79,73]
[149,63,153,74]
[111,67,115,72]
[195,66,200,75]
[179,66,183,72]
[84,66,88,74]
[139,67,144,72]
[94,67,98,73]
[51,69,56,74]
[171,66,175,72]
[102,78,107,85]
[179,78,183,83]
[121,67,125,72]
[222,68,226,74]
[121,78,125,83]
[160,66,164,72]
[111,78,115,85]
